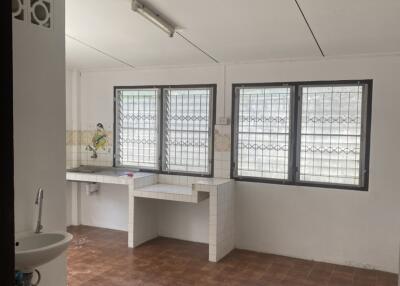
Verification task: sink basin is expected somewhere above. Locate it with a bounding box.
[95,169,135,176]
[67,166,139,177]
[67,166,99,173]
[15,232,73,272]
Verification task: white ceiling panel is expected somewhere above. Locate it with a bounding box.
[66,0,400,70]
[298,0,400,56]
[66,0,214,69]
[66,37,126,70]
[148,0,322,62]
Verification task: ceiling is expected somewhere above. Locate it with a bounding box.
[66,0,400,70]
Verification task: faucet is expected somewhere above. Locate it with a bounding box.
[35,188,44,233]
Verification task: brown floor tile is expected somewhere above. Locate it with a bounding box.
[67,226,398,286]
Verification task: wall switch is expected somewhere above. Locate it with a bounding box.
[217,117,230,125]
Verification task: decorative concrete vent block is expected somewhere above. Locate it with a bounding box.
[30,0,52,29]
[12,0,26,21]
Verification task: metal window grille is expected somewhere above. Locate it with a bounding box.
[232,81,371,190]
[298,84,367,186]
[233,86,292,180]
[162,87,213,175]
[115,88,160,169]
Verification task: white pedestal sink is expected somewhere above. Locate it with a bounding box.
[15,231,73,273]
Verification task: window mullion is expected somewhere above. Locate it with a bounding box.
[293,84,302,184]
[232,87,239,177]
[289,85,299,184]
[161,88,168,172]
[208,88,214,174]
[359,83,368,187]
[157,88,162,171]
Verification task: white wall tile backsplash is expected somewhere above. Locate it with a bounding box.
[66,125,231,177]
[66,129,113,168]
[214,124,231,179]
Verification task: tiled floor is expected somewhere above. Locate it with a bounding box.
[67,226,397,286]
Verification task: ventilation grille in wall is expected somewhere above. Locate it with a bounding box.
[30,0,52,28]
[12,0,53,30]
[12,0,25,21]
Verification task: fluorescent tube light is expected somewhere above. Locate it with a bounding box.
[131,0,175,37]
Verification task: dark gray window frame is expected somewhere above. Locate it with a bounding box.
[114,84,217,177]
[231,80,372,191]
[161,86,215,176]
[114,87,161,170]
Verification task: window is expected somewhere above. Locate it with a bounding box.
[114,85,215,176]
[114,88,160,169]
[299,85,366,185]
[232,81,372,190]
[162,87,214,175]
[234,86,292,180]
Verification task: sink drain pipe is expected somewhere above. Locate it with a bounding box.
[15,269,41,286]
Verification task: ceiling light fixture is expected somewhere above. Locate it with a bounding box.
[131,0,175,37]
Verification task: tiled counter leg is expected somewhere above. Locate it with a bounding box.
[67,181,81,226]
[208,181,235,262]
[128,184,135,247]
[128,183,158,248]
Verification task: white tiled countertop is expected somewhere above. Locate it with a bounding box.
[133,177,233,203]
[66,166,233,202]
[135,184,192,195]
[66,166,155,185]
[66,166,233,187]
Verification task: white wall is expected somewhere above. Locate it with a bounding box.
[66,69,81,169]
[79,184,129,231]
[75,185,209,243]
[66,70,81,133]
[157,200,209,243]
[13,0,67,285]
[230,57,400,273]
[67,55,400,273]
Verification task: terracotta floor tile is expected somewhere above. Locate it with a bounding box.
[67,226,398,286]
